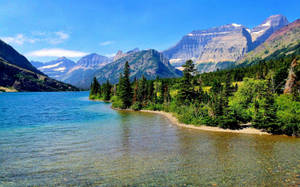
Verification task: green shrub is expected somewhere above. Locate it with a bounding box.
[111,96,124,109]
[276,95,300,136]
[131,102,142,111]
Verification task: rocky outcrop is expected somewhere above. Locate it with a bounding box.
[113,50,126,61]
[94,49,182,84]
[284,58,299,94]
[113,48,140,61]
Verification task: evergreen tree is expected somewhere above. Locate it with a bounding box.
[132,79,138,104]
[159,80,165,104]
[209,80,224,117]
[90,77,101,98]
[119,61,132,108]
[137,75,147,103]
[147,80,154,102]
[103,80,112,101]
[253,80,279,133]
[177,60,196,104]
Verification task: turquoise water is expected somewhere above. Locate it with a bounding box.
[0,92,299,186]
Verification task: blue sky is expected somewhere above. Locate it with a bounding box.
[0,0,299,62]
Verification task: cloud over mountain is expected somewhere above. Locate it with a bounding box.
[27,48,88,58]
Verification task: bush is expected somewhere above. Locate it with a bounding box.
[111,96,124,109]
[229,78,268,122]
[276,95,300,136]
[131,102,142,111]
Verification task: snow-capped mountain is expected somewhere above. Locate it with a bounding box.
[162,15,289,72]
[250,15,289,49]
[61,53,112,89]
[163,23,252,69]
[31,57,76,80]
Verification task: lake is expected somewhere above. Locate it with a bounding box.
[0,92,299,186]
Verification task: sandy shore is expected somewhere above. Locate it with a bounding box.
[140,110,270,135]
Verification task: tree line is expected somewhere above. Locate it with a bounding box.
[90,54,300,136]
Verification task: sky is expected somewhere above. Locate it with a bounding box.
[0,0,299,62]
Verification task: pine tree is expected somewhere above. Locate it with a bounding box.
[209,80,224,117]
[147,80,154,102]
[132,79,138,104]
[103,80,112,101]
[90,77,100,98]
[119,61,132,108]
[177,60,196,104]
[253,80,279,133]
[159,80,165,104]
[137,75,147,104]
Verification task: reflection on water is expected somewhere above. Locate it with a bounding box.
[0,92,299,186]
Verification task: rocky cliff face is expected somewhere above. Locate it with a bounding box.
[163,24,252,68]
[163,15,289,72]
[284,58,299,94]
[94,49,182,84]
[250,15,289,49]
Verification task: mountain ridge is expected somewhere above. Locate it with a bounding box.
[162,15,289,72]
[94,49,182,84]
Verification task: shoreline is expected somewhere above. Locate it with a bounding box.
[92,98,271,135]
[139,110,270,135]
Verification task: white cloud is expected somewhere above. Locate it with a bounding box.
[100,41,115,46]
[47,31,70,44]
[1,34,37,45]
[0,31,69,45]
[27,48,88,58]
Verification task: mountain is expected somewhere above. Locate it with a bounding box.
[250,15,289,49]
[239,19,300,64]
[163,15,289,73]
[76,53,110,68]
[94,49,182,84]
[61,53,112,89]
[0,40,78,92]
[0,40,44,75]
[163,24,251,71]
[32,57,76,80]
[30,61,45,68]
[113,48,140,61]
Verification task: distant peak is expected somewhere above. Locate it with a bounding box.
[126,48,140,54]
[262,14,289,26]
[268,14,286,19]
[57,56,67,60]
[85,53,101,57]
[231,23,242,27]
